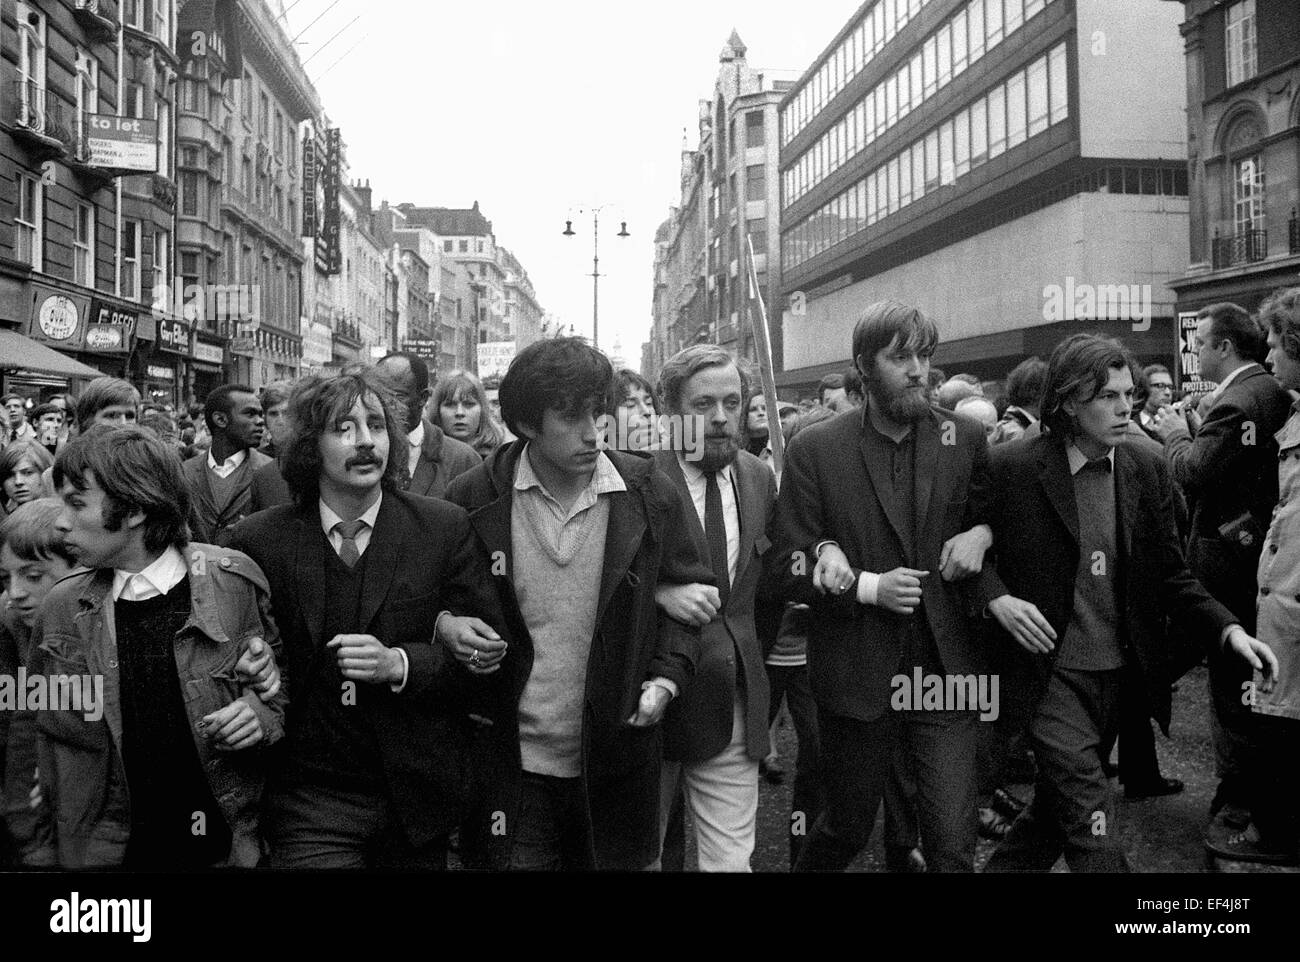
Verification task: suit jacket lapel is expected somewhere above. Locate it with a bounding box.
[731,457,763,586]
[655,450,709,558]
[468,489,514,578]
[1036,437,1080,546]
[859,429,909,557]
[914,414,941,541]
[597,487,646,620]
[1113,444,1139,565]
[356,495,403,632]
[188,458,218,521]
[293,508,327,647]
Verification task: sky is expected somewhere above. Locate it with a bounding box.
[278,0,855,366]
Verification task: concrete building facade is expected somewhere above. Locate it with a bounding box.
[776,0,1190,395]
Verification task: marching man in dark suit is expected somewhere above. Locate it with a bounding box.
[1151,304,1292,837]
[229,370,507,869]
[976,333,1278,872]
[771,301,1001,872]
[183,385,271,546]
[650,344,777,872]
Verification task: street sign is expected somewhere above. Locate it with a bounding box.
[84,115,158,172]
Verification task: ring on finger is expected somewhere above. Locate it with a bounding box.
[469,650,482,667]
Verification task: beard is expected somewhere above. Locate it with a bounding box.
[868,378,931,424]
[697,431,742,472]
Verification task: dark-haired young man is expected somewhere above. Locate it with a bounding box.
[977,333,1277,872]
[183,385,269,546]
[229,371,505,869]
[772,301,1001,872]
[375,352,480,497]
[25,426,284,869]
[444,337,713,871]
[1151,303,1292,838]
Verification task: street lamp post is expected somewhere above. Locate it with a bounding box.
[563,207,628,350]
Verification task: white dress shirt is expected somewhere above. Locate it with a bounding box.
[113,545,188,601]
[319,493,383,558]
[406,421,424,479]
[208,448,249,479]
[677,454,740,588]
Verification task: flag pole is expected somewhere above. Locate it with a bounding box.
[744,234,784,481]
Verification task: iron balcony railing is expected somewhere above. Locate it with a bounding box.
[11,81,73,145]
[1212,228,1268,269]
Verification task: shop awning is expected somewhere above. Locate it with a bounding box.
[0,329,105,380]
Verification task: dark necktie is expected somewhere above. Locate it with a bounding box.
[334,519,367,569]
[705,470,730,608]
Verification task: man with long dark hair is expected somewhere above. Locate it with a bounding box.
[229,371,505,869]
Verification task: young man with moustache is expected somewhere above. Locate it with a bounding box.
[183,385,270,547]
[771,300,1001,872]
[444,337,713,871]
[24,426,284,869]
[229,371,506,869]
[649,344,776,872]
[975,333,1277,872]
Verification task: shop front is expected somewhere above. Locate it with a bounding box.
[145,317,191,408]
[23,282,137,384]
[190,334,226,403]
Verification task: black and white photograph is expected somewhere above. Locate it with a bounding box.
[1,0,1298,945]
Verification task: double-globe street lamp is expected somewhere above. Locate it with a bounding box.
[562,207,628,351]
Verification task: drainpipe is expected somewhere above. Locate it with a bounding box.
[114,21,124,297]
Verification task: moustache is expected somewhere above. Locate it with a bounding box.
[345,453,383,469]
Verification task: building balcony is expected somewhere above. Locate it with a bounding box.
[1212,228,1268,270]
[73,1,119,40]
[9,83,72,159]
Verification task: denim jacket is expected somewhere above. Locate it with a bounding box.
[27,543,286,869]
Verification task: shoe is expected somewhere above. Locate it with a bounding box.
[991,788,1027,819]
[1204,822,1300,866]
[1125,777,1184,800]
[759,758,785,785]
[885,844,927,873]
[978,806,1013,840]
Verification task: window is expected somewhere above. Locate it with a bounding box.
[1006,69,1027,148]
[476,240,484,253]
[443,239,453,252]
[887,158,900,213]
[988,85,1006,157]
[242,71,253,120]
[923,36,937,96]
[274,111,284,155]
[241,157,252,196]
[987,0,1003,46]
[1005,0,1024,33]
[288,198,297,234]
[1225,0,1256,87]
[125,82,144,119]
[746,111,765,148]
[121,220,141,300]
[124,0,144,30]
[17,4,47,125]
[1048,42,1068,124]
[181,172,199,215]
[952,10,968,73]
[155,0,170,42]
[1027,56,1049,136]
[75,49,98,151]
[459,240,468,253]
[1234,155,1264,233]
[924,130,940,190]
[152,230,170,307]
[156,100,169,174]
[746,164,766,202]
[747,218,767,254]
[16,174,42,270]
[259,92,269,138]
[969,0,986,60]
[911,141,925,201]
[937,23,952,88]
[886,74,898,127]
[909,54,922,111]
[939,120,955,185]
[954,107,971,177]
[74,204,95,287]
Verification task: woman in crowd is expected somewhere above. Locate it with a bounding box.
[614,368,660,453]
[0,442,53,518]
[431,370,505,460]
